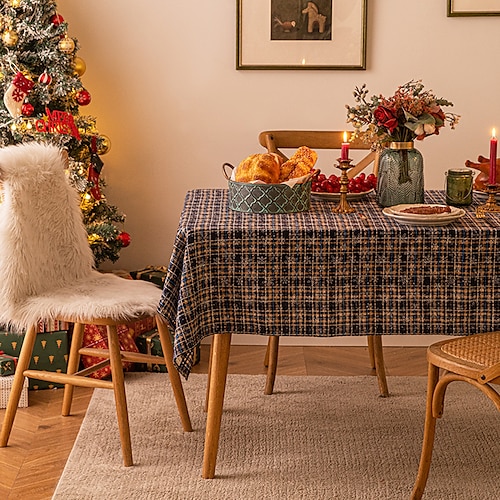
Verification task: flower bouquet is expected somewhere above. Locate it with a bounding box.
[345,80,460,146]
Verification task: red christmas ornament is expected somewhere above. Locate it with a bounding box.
[76,89,91,106]
[38,72,52,85]
[117,232,131,248]
[21,102,34,116]
[50,14,64,26]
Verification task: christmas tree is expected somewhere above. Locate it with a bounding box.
[0,0,130,266]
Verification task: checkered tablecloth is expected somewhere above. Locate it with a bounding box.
[158,189,500,378]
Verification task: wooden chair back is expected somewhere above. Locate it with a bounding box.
[258,130,379,178]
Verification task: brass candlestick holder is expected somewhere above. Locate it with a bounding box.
[476,183,500,218]
[332,158,355,214]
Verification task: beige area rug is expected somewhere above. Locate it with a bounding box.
[53,373,500,500]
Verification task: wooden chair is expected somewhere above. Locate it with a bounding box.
[411,332,500,499]
[0,142,192,467]
[258,130,387,397]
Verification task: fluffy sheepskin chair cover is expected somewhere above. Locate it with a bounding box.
[0,142,161,330]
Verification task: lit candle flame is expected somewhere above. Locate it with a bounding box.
[493,128,496,139]
[343,131,348,142]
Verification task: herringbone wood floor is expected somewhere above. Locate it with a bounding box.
[0,345,427,500]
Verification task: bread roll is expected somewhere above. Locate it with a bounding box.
[235,153,282,184]
[279,146,318,182]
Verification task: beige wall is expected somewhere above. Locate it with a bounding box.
[57,0,500,271]
[55,1,500,347]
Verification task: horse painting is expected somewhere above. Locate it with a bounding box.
[302,2,327,34]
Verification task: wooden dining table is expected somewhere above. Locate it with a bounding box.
[158,188,500,478]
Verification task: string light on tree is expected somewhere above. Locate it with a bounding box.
[2,28,18,47]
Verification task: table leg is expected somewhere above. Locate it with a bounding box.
[202,333,231,479]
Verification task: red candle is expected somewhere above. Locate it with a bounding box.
[341,131,349,161]
[489,128,497,185]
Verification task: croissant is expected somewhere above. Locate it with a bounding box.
[235,153,282,184]
[279,146,318,182]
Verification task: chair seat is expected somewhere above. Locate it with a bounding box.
[411,331,500,499]
[428,332,500,383]
[9,272,162,328]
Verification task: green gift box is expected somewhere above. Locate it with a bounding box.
[135,329,200,372]
[130,266,167,289]
[0,352,17,376]
[0,330,69,390]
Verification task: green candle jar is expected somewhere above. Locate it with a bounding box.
[445,168,473,206]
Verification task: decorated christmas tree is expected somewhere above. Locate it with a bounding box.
[0,0,130,266]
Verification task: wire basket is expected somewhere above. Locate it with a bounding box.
[223,163,311,214]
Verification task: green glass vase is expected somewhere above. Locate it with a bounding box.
[376,142,424,207]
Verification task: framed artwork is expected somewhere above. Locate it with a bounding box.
[448,0,500,16]
[237,0,368,70]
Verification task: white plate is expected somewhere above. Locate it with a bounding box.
[383,204,465,226]
[311,189,374,201]
[387,204,463,219]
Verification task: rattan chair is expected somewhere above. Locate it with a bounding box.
[259,130,386,396]
[0,142,192,466]
[411,332,500,499]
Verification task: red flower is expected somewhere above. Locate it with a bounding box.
[373,106,399,133]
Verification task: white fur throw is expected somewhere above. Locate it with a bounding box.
[0,142,161,329]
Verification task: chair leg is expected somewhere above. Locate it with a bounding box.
[0,325,38,447]
[156,315,192,432]
[411,363,440,500]
[369,335,389,397]
[107,324,133,467]
[264,336,279,395]
[62,322,85,416]
[367,335,376,369]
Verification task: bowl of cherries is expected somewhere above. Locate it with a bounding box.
[311,170,377,201]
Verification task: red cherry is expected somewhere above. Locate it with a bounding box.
[321,180,334,193]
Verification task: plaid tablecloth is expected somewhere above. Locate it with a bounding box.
[158,189,500,378]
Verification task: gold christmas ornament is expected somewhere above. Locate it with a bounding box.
[97,135,111,155]
[2,29,18,47]
[73,56,86,76]
[9,0,21,7]
[58,35,75,54]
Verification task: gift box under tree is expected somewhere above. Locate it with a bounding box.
[0,330,69,390]
[0,375,28,409]
[81,323,141,379]
[130,266,167,288]
[0,351,18,377]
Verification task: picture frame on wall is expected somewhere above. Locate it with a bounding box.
[237,0,367,70]
[448,0,500,16]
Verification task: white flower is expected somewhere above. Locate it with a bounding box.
[424,123,436,134]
